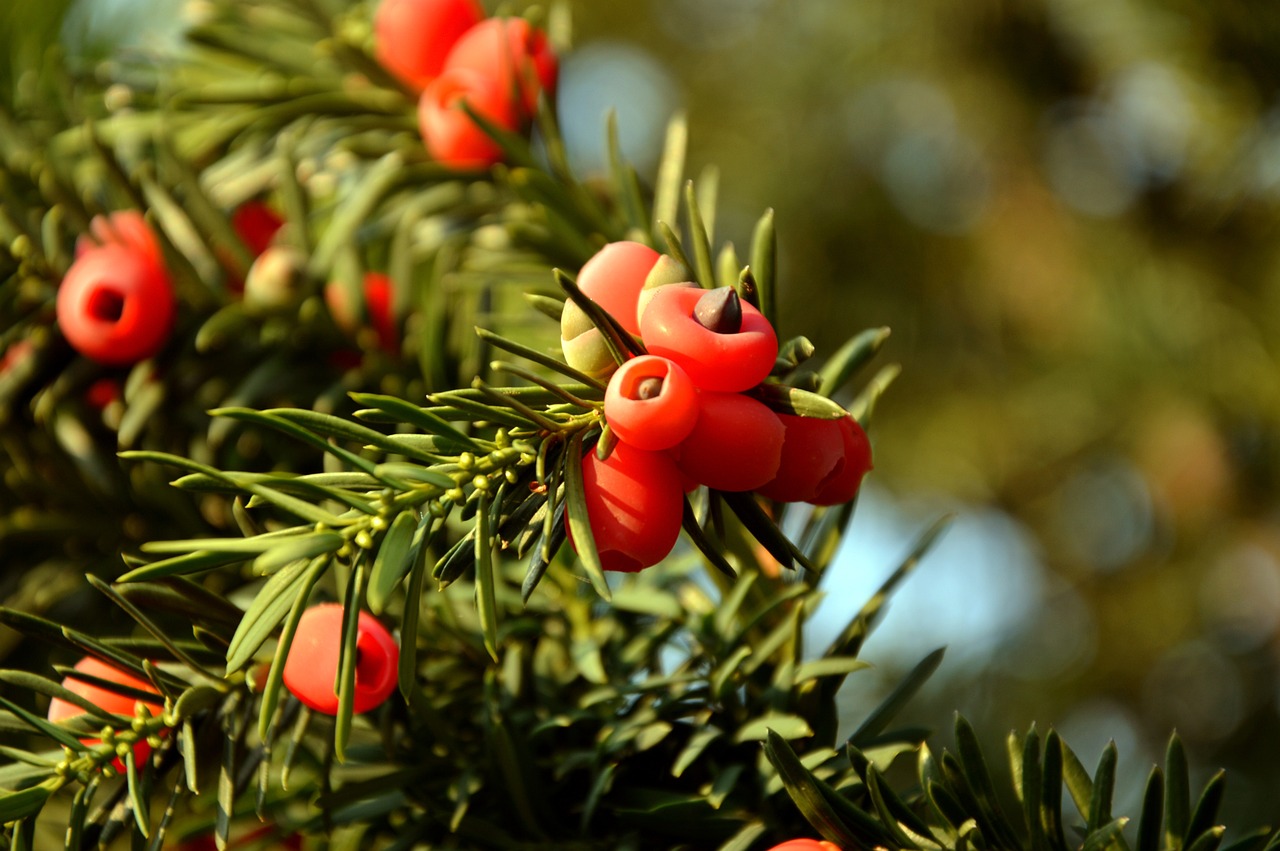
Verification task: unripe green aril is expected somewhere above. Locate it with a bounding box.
[560,299,619,378]
[635,253,696,328]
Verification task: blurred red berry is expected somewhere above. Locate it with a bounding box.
[442,16,557,118]
[232,200,284,257]
[765,841,842,851]
[755,414,846,503]
[811,416,873,505]
[418,67,520,168]
[640,285,778,392]
[604,355,698,451]
[570,440,683,572]
[85,377,121,411]
[674,392,785,492]
[57,243,175,365]
[374,0,485,90]
[576,241,661,338]
[362,271,398,353]
[47,656,164,773]
[282,603,400,716]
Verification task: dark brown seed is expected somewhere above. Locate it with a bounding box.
[693,287,742,334]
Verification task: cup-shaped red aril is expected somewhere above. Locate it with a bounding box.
[812,416,873,505]
[604,355,698,451]
[443,17,558,119]
[282,603,400,716]
[57,243,175,366]
[674,392,785,492]
[755,413,846,503]
[640,286,778,392]
[576,241,660,338]
[374,0,485,90]
[418,67,520,168]
[765,841,843,851]
[569,440,683,572]
[48,656,164,772]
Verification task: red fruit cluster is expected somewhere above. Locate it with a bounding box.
[374,0,557,167]
[47,656,164,773]
[563,242,873,573]
[281,603,399,716]
[58,211,175,365]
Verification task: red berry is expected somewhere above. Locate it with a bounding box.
[282,603,399,715]
[418,67,520,168]
[374,0,485,90]
[765,841,842,851]
[362,271,399,353]
[570,440,683,572]
[57,243,175,365]
[755,414,846,503]
[76,210,162,268]
[231,200,284,257]
[673,392,784,492]
[811,416,873,506]
[640,286,778,392]
[576,241,660,338]
[47,656,163,772]
[604,355,698,451]
[442,16,558,118]
[85,377,121,410]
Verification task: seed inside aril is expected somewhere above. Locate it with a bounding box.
[693,287,742,334]
[635,376,664,400]
[88,288,126,322]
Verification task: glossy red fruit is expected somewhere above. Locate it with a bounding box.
[375,0,485,90]
[765,841,842,851]
[76,210,162,267]
[282,604,399,716]
[442,16,558,118]
[232,200,284,257]
[570,440,683,572]
[47,656,164,772]
[673,392,785,492]
[418,67,520,168]
[604,355,698,451]
[576,241,661,338]
[640,286,778,392]
[57,243,175,365]
[812,416,873,506]
[755,414,846,503]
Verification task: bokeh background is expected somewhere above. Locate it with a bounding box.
[8,0,1280,832]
